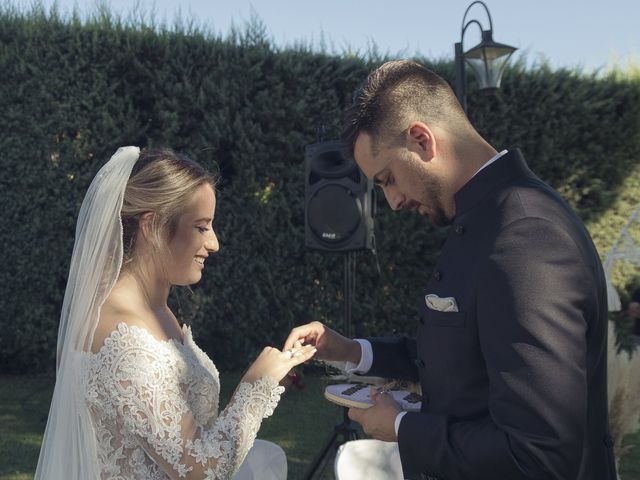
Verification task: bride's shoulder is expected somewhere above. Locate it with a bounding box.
[91,300,149,354]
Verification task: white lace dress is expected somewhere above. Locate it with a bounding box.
[84,322,284,480]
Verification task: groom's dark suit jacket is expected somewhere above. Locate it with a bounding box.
[367,150,616,480]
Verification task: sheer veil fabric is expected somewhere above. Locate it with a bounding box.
[35,147,141,479]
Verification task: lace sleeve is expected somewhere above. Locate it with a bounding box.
[94,327,284,480]
[184,378,283,479]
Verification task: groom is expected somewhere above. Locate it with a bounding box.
[285,61,616,479]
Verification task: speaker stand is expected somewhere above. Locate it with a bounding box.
[303,251,359,480]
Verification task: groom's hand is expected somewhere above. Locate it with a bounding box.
[283,321,361,363]
[348,388,401,442]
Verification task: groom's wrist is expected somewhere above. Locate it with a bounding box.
[346,339,362,364]
[344,339,372,373]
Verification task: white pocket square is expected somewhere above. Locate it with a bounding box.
[425,294,459,312]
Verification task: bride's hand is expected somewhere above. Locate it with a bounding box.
[241,345,317,384]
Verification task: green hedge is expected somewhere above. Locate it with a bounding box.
[1,6,639,373]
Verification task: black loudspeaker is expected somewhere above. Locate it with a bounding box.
[305,140,375,252]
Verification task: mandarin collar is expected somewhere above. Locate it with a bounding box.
[453,148,534,218]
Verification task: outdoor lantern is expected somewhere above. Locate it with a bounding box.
[463,29,516,90]
[454,1,517,112]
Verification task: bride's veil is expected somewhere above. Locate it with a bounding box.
[35,146,140,479]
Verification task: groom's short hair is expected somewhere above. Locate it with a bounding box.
[342,60,472,159]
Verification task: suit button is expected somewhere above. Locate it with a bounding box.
[433,270,442,281]
[414,358,425,368]
[418,315,425,325]
[455,224,465,235]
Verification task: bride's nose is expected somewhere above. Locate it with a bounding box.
[205,231,219,253]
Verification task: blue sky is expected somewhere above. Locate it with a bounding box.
[35,0,639,73]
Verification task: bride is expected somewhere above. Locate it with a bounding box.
[35,147,315,479]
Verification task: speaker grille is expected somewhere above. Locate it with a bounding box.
[307,184,362,243]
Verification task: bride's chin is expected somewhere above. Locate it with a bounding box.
[189,272,203,285]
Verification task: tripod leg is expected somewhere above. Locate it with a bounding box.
[304,253,360,479]
[303,407,360,479]
[302,427,340,480]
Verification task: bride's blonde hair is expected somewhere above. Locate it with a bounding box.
[120,148,217,268]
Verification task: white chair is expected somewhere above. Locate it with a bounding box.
[233,439,287,480]
[334,439,404,480]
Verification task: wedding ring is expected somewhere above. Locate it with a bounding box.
[285,349,303,359]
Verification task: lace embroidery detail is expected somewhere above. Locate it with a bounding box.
[85,323,283,479]
[186,377,284,480]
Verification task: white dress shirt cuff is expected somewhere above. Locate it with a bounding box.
[395,411,407,437]
[344,339,373,373]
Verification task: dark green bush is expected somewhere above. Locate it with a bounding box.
[1,6,639,373]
